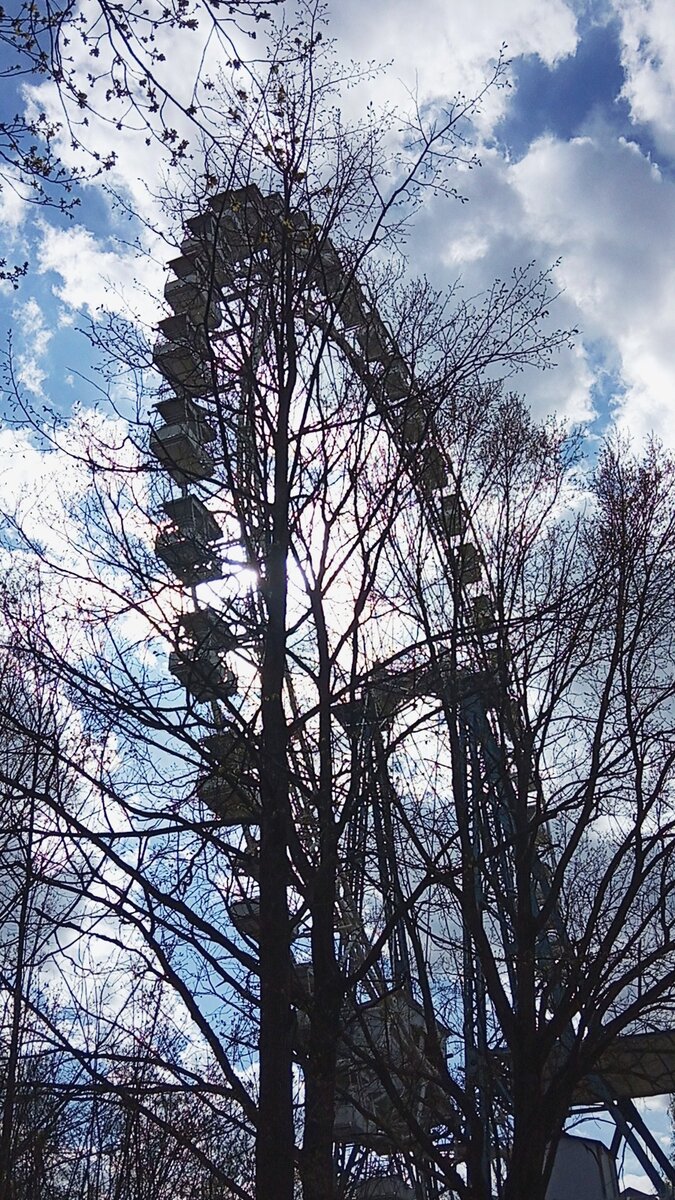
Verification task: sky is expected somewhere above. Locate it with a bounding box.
[2,0,675,446]
[0,0,674,1190]
[2,0,675,444]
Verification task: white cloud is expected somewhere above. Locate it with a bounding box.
[509,133,675,440]
[622,1171,658,1192]
[18,0,579,231]
[330,0,578,135]
[11,296,53,397]
[0,426,87,561]
[18,0,236,227]
[614,0,675,157]
[0,413,163,673]
[0,180,28,232]
[634,1091,672,1114]
[36,221,161,321]
[14,296,53,356]
[0,173,30,301]
[404,126,675,439]
[402,146,596,424]
[7,3,675,448]
[14,357,48,396]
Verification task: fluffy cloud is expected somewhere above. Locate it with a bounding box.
[330,0,578,134]
[36,222,161,322]
[510,133,675,440]
[0,180,28,232]
[407,124,675,440]
[11,296,53,396]
[0,424,92,564]
[6,0,675,450]
[0,411,140,548]
[615,0,675,156]
[15,296,52,357]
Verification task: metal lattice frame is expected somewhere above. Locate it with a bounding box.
[149,185,675,1199]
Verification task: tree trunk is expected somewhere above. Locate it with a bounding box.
[504,1067,550,1200]
[0,795,35,1200]
[301,858,341,1200]
[256,603,295,1200]
[256,397,294,1197]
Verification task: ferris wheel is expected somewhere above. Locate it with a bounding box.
[149,184,675,1200]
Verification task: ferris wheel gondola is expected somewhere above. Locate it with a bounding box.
[149,186,675,1200]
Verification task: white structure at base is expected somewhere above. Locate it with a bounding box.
[546,1134,619,1200]
[354,1179,415,1200]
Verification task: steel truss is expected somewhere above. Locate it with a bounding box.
[149,185,675,1199]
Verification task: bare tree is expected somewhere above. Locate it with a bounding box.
[0,611,259,1200]
[8,9,664,1200]
[0,644,84,1200]
[0,0,282,202]
[374,393,675,1198]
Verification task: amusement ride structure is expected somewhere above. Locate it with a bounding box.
[148,185,675,1199]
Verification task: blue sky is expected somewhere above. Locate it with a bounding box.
[0,0,674,1189]
[323,0,675,442]
[497,20,632,154]
[3,0,675,442]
